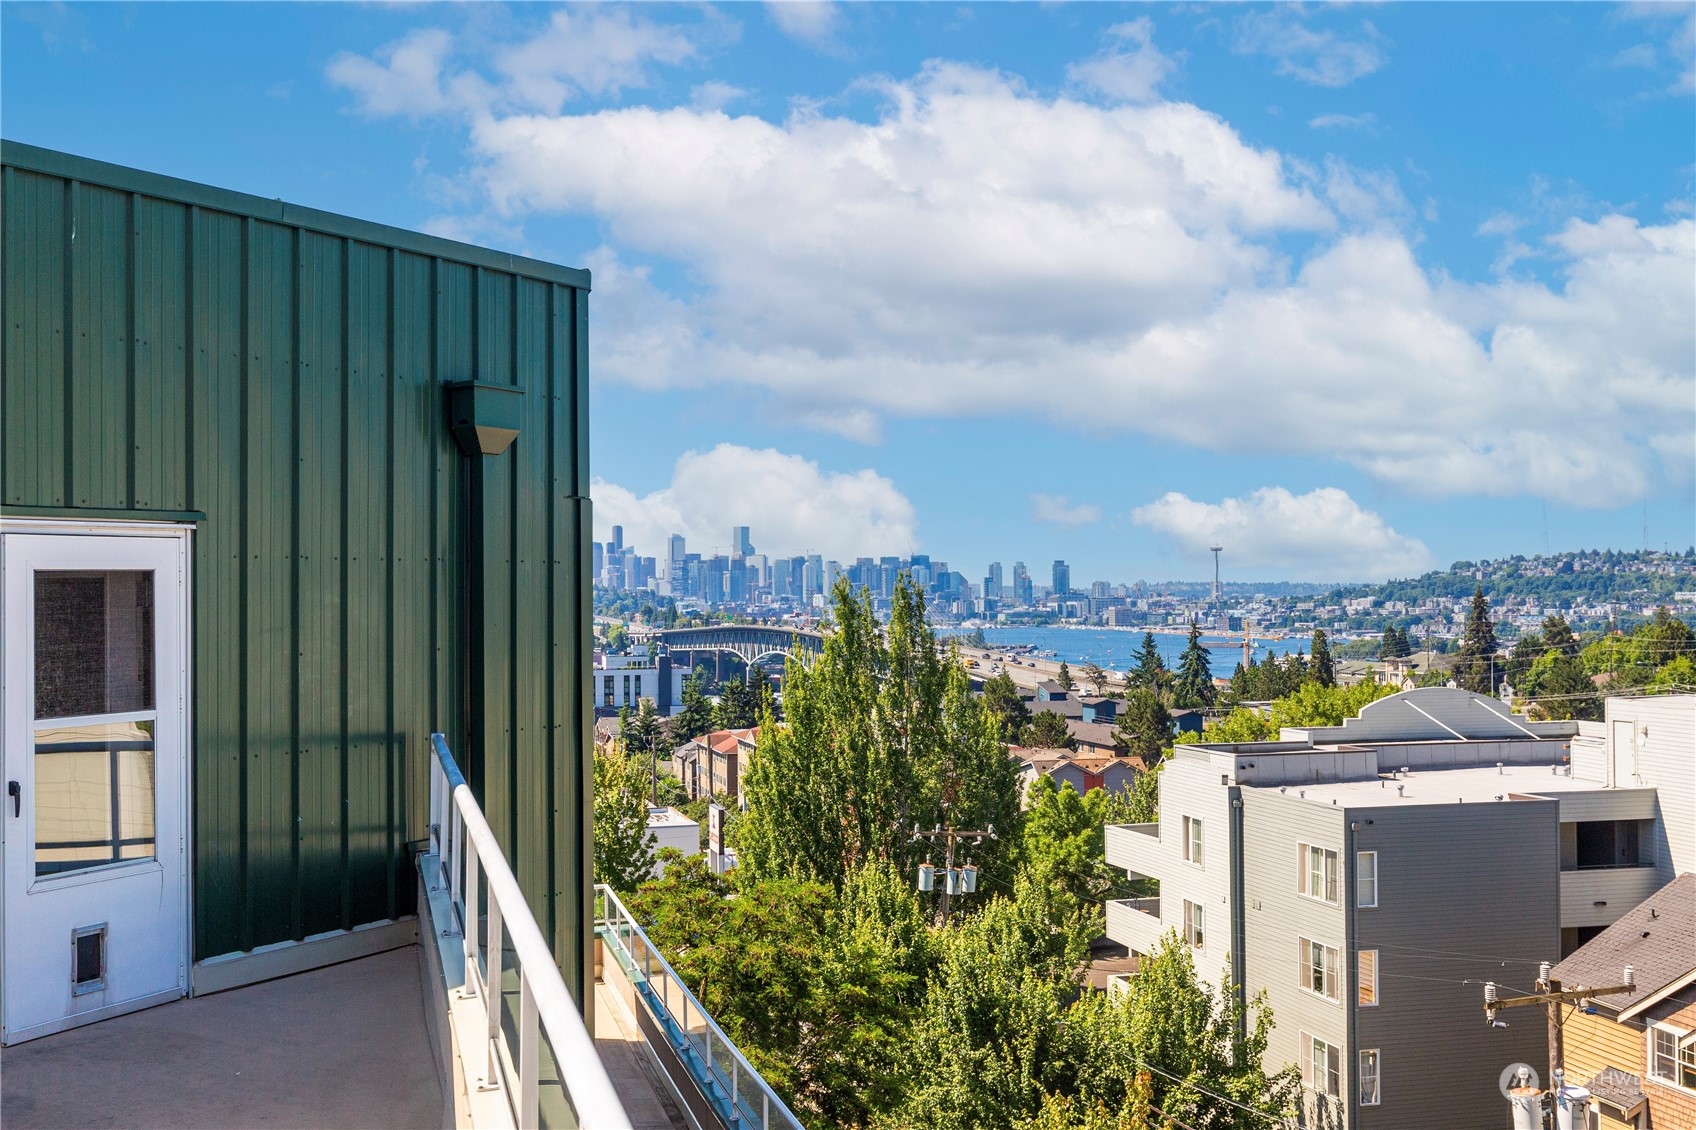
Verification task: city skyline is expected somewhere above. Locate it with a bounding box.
[6,4,1690,582]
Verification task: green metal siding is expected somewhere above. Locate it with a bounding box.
[0,142,594,1000]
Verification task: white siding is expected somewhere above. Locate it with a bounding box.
[1606,695,1696,881]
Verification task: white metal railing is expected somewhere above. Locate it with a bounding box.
[597,884,805,1130]
[429,734,632,1130]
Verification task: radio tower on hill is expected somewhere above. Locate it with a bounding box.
[1210,545,1224,604]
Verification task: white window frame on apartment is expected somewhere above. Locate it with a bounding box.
[1358,1049,1380,1106]
[1184,816,1204,867]
[1298,936,1341,1002]
[1299,1030,1342,1099]
[1648,1023,1696,1092]
[1299,843,1339,905]
[1357,850,1378,908]
[1358,950,1378,1007]
[1184,899,1205,950]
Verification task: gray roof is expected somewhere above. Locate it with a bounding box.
[1552,873,1696,1010]
[1582,1067,1644,1114]
[1283,686,1576,743]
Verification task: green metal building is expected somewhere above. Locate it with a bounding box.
[0,141,594,1043]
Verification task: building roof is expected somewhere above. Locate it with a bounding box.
[1032,699,1086,720]
[1282,686,1575,744]
[1037,680,1069,695]
[646,806,698,830]
[1270,763,1612,809]
[1582,1068,1645,1116]
[1552,873,1696,1014]
[1068,720,1122,749]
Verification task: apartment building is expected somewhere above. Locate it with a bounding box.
[1104,688,1694,1128]
[594,644,686,715]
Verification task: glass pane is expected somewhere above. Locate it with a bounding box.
[35,570,155,719]
[34,719,156,876]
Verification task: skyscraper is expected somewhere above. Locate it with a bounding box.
[611,525,624,552]
[1012,562,1031,606]
[1052,560,1071,596]
[732,526,754,558]
[986,561,1004,600]
[667,534,686,577]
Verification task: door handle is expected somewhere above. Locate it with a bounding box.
[7,780,18,818]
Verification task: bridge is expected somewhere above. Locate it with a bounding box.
[633,624,826,668]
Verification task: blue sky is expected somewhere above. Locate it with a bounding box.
[6,2,1693,584]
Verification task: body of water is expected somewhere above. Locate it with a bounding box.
[942,625,1307,675]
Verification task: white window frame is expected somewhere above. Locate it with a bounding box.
[1298,936,1340,1001]
[1300,1030,1342,1098]
[1299,843,1339,904]
[1358,949,1378,1007]
[1358,1049,1380,1106]
[1184,899,1205,950]
[1650,1027,1677,1082]
[1184,816,1204,867]
[1357,850,1378,908]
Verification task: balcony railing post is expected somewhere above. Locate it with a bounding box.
[486,897,504,1087]
[519,977,539,1130]
[461,851,480,1000]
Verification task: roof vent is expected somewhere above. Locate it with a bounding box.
[1396,785,1405,797]
[1497,762,1504,775]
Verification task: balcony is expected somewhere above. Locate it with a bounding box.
[1105,822,1160,876]
[1560,866,1663,928]
[3,734,792,1130]
[1105,897,1167,956]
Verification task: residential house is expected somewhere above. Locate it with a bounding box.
[1551,873,1696,1129]
[1014,746,1139,803]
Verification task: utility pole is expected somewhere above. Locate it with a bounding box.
[1484,963,1635,1128]
[913,823,996,925]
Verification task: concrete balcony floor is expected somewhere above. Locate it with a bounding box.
[0,947,443,1130]
[2,946,687,1130]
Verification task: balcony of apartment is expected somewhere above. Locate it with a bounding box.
[1559,818,1662,929]
[1104,822,1160,878]
[2,735,800,1130]
[1104,897,1166,957]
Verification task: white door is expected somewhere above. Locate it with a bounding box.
[1,529,189,1044]
[1611,719,1636,788]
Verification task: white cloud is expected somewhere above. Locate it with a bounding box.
[1233,10,1387,87]
[494,7,698,111]
[690,80,750,111]
[592,445,918,561]
[766,2,841,47]
[1067,19,1177,104]
[1308,111,1376,130]
[1131,487,1434,581]
[1031,494,1102,529]
[327,28,464,118]
[332,39,1694,510]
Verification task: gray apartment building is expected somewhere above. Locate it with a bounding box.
[1104,688,1694,1128]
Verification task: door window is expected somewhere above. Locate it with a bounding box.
[32,571,157,877]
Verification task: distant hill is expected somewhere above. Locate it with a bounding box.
[1326,548,1696,608]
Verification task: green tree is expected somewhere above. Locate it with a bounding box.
[1526,651,1600,721]
[739,577,1022,895]
[1455,586,1500,694]
[1641,607,1695,668]
[1021,709,1076,750]
[982,671,1033,742]
[1117,763,1160,825]
[1308,629,1336,687]
[1113,689,1174,766]
[1081,662,1111,697]
[1379,623,1411,660]
[1062,933,1300,1129]
[715,674,760,730]
[1171,625,1215,710]
[1505,631,1546,692]
[1541,613,1580,657]
[1021,777,1126,904]
[1057,661,1076,691]
[1651,655,1696,690]
[630,862,913,1127]
[625,697,662,756]
[673,668,716,742]
[592,744,655,893]
[895,872,1095,1130]
[1127,633,1166,693]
